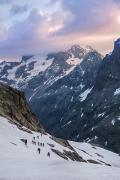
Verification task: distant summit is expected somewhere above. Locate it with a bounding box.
[22,55,34,62]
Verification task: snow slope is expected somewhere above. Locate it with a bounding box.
[6,56,54,88]
[0,116,120,180]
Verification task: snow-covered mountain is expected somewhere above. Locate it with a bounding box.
[57,38,120,154]
[0,44,102,134]
[0,55,54,88]
[1,41,120,154]
[0,45,95,88]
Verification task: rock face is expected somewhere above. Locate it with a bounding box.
[55,39,120,154]
[80,39,120,154]
[33,50,101,134]
[0,83,44,132]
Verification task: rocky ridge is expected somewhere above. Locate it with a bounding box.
[0,82,44,132]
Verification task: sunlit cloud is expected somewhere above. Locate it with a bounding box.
[0,0,120,59]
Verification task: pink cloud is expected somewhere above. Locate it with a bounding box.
[0,0,120,58]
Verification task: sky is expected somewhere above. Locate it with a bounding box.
[0,0,120,60]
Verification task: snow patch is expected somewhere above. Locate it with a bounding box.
[98,113,105,117]
[114,88,120,96]
[5,56,53,88]
[80,87,93,102]
[111,120,115,126]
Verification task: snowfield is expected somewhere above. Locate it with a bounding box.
[0,116,120,180]
[6,56,54,88]
[80,87,93,102]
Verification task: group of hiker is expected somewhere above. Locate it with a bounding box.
[22,133,50,157]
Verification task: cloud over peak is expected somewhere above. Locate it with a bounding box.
[0,0,120,58]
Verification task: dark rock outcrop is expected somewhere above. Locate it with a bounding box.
[0,82,44,132]
[51,149,68,160]
[63,150,86,162]
[51,148,87,162]
[50,136,74,150]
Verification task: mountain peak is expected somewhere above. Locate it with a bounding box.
[68,45,85,58]
[69,44,84,52]
[85,45,95,52]
[115,38,120,45]
[113,38,120,51]
[70,44,81,50]
[111,38,120,58]
[21,55,34,62]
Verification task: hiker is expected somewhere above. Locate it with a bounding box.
[47,152,50,157]
[38,142,41,146]
[25,139,27,146]
[32,140,36,145]
[41,133,42,137]
[38,148,41,154]
[37,136,39,139]
[33,137,35,140]
[40,143,42,147]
